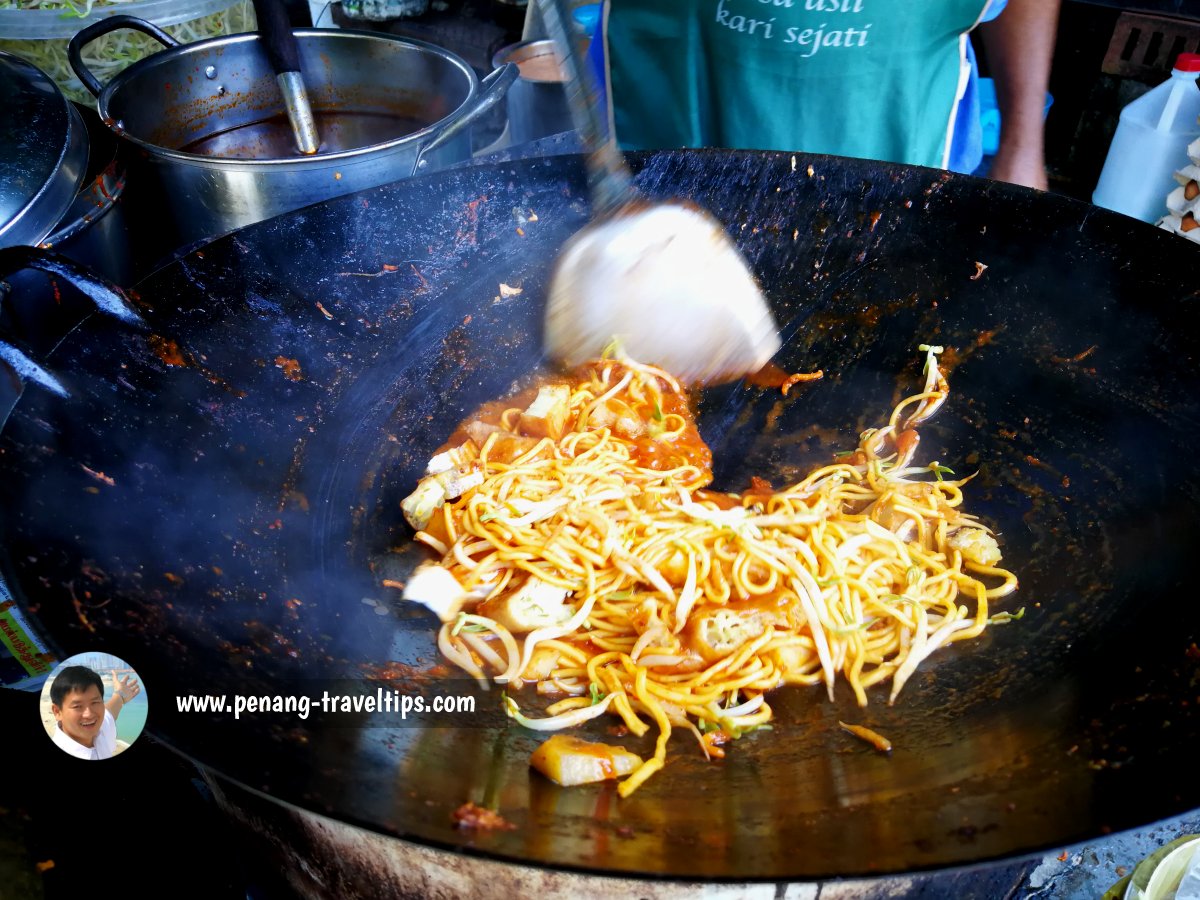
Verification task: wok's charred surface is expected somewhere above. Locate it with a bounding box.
[0,150,1198,879]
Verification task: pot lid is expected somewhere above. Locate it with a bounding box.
[0,51,88,250]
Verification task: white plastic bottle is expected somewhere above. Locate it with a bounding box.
[1093,53,1200,223]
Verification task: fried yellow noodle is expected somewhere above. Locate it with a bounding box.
[400,345,1018,796]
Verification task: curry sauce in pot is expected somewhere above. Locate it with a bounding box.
[179,109,436,158]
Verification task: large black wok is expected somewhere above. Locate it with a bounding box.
[1,150,1197,881]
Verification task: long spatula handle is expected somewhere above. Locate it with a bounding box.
[537,0,636,215]
[253,0,320,155]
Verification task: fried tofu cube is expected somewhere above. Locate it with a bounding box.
[587,399,645,439]
[517,384,570,440]
[401,462,484,531]
[520,647,562,682]
[530,734,644,786]
[425,441,478,476]
[466,420,504,444]
[439,462,483,500]
[477,578,571,634]
[401,477,448,530]
[685,608,769,663]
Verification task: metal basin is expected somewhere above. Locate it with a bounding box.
[68,18,515,261]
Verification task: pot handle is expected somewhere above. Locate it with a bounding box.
[69,15,180,97]
[411,62,520,177]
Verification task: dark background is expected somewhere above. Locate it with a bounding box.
[0,688,252,899]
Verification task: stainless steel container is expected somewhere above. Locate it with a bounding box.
[0,51,88,250]
[1,49,131,334]
[68,17,516,259]
[492,39,572,147]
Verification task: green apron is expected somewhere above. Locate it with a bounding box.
[605,0,989,168]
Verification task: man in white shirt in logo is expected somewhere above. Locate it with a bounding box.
[49,665,140,760]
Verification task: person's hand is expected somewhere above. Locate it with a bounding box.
[114,672,141,703]
[987,144,1048,191]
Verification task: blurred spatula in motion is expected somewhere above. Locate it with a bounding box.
[253,0,319,155]
[537,0,780,385]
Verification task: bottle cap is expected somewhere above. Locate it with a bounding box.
[1175,53,1200,73]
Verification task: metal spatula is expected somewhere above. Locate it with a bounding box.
[537,0,780,385]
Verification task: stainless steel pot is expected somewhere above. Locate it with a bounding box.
[492,39,572,146]
[0,49,131,344]
[0,51,88,250]
[67,17,517,261]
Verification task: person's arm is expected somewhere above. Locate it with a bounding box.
[976,0,1061,190]
[105,673,140,722]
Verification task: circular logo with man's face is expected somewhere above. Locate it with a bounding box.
[40,652,147,760]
